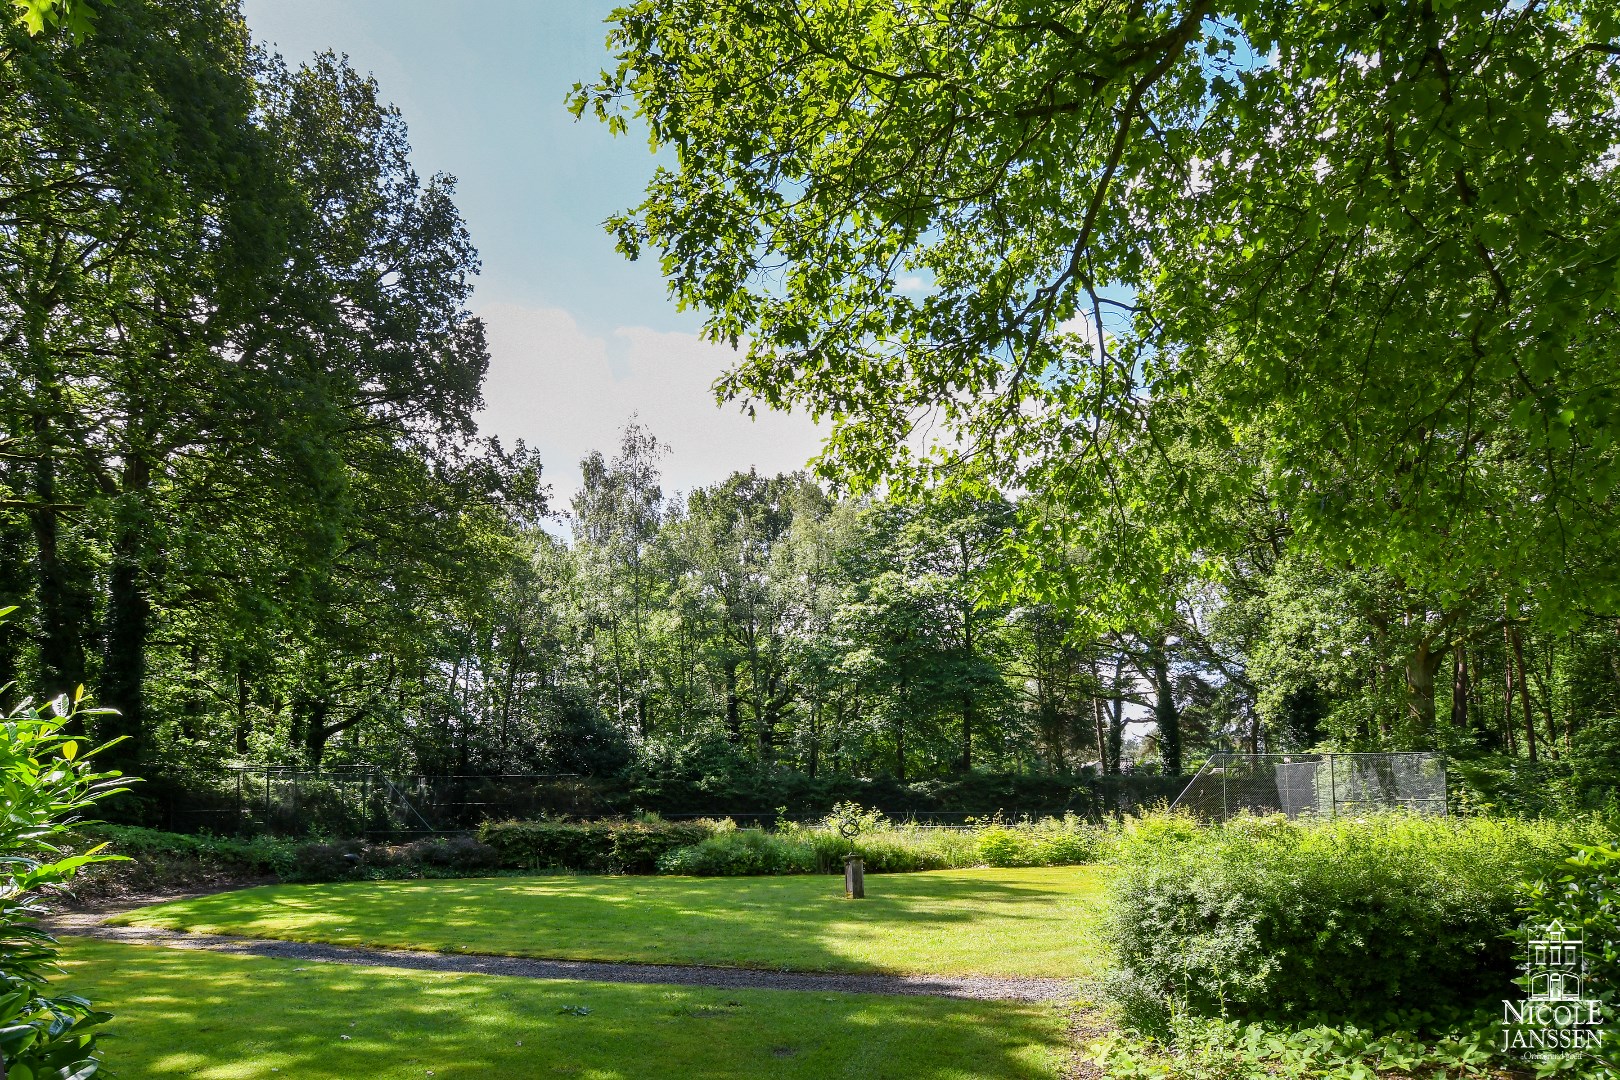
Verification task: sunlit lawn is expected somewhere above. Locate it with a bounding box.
[61,937,1072,1080]
[113,866,1108,978]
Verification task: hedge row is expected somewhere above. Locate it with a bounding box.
[656,815,1109,875]
[475,818,716,873]
[1103,811,1612,1030]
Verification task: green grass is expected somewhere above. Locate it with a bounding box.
[113,866,1106,978]
[60,937,1071,1079]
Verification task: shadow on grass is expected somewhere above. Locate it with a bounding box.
[62,937,1068,1080]
[113,867,1107,978]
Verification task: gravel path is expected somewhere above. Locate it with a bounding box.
[46,909,1078,1003]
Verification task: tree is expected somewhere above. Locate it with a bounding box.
[2,15,495,771]
[572,420,668,738]
[574,1,1620,746]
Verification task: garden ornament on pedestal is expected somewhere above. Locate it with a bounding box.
[838,818,865,899]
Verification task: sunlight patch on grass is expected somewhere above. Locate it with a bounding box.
[60,937,1070,1079]
[113,866,1107,978]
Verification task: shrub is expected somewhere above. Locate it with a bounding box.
[655,809,1104,876]
[477,818,716,873]
[1105,810,1605,1028]
[1523,844,1620,1076]
[658,828,815,875]
[0,683,130,1078]
[61,825,300,898]
[974,814,1107,867]
[398,834,503,871]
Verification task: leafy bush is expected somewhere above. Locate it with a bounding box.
[1090,1012,1504,1080]
[1523,844,1620,1077]
[63,827,511,892]
[656,808,1105,876]
[60,825,300,899]
[658,825,815,875]
[974,815,1107,867]
[0,683,130,1079]
[477,818,716,873]
[1105,810,1604,1028]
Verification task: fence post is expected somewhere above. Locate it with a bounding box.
[1328,753,1337,819]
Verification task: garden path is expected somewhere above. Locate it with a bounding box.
[46,906,1078,1002]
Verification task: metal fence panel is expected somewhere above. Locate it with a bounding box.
[1170,752,1447,822]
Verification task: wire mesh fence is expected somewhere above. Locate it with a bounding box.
[151,767,1187,838]
[162,767,595,837]
[1170,752,1447,822]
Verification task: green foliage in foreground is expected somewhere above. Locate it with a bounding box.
[1105,812,1607,1030]
[1089,1013,1514,1080]
[59,937,1068,1080]
[0,685,129,1079]
[112,866,1108,979]
[1523,846,1620,1077]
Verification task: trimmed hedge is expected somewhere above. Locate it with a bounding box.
[476,818,718,873]
[1104,811,1608,1030]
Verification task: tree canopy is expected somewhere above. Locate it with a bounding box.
[572,1,1620,654]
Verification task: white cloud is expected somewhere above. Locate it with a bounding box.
[475,303,827,507]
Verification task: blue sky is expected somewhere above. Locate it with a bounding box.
[242,0,825,502]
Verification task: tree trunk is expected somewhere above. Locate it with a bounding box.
[959,590,974,773]
[235,663,251,756]
[1450,645,1469,730]
[1509,624,1536,763]
[1091,695,1106,775]
[1403,638,1445,741]
[1149,643,1180,776]
[893,708,906,783]
[100,454,153,773]
[724,659,742,743]
[1105,652,1127,775]
[30,432,87,700]
[960,690,974,774]
[305,696,331,768]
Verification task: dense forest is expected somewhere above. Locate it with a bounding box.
[3,0,1617,822]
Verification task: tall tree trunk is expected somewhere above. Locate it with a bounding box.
[960,691,974,774]
[959,590,974,772]
[1450,644,1469,730]
[100,453,152,772]
[1149,642,1180,776]
[1501,632,1517,756]
[1403,638,1444,741]
[30,426,86,700]
[235,662,251,756]
[893,703,906,782]
[1091,695,1106,775]
[806,696,819,778]
[1509,624,1536,763]
[724,659,742,743]
[1108,653,1126,776]
[305,696,331,768]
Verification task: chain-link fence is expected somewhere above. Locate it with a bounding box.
[1170,752,1447,822]
[149,767,1186,838]
[161,767,593,837]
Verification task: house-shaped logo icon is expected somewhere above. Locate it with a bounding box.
[1527,920,1583,1002]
